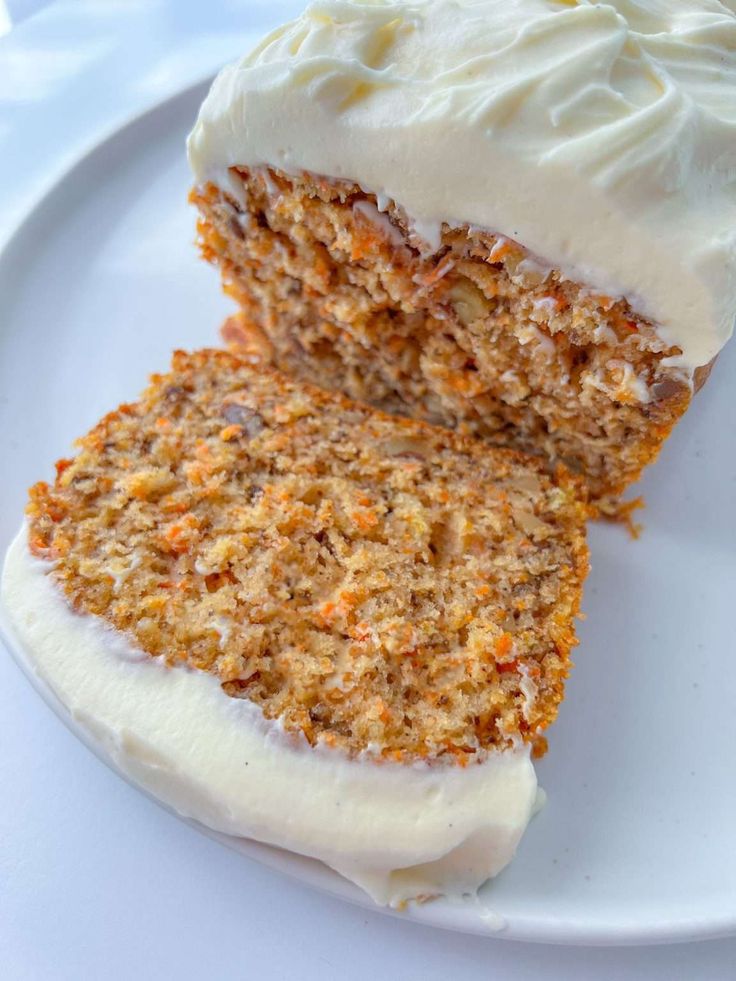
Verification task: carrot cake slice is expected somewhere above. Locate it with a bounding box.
[1,349,588,905]
[188,0,736,511]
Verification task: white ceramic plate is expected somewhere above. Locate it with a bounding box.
[1,77,735,946]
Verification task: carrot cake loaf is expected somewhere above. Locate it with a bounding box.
[1,349,588,905]
[188,0,736,509]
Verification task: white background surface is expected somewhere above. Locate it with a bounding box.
[1,2,735,977]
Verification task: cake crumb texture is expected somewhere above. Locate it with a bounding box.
[192,168,696,507]
[27,349,588,761]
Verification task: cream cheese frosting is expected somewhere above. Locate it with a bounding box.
[0,526,539,907]
[187,0,736,372]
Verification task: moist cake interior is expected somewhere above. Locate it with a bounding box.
[27,349,588,762]
[192,168,697,511]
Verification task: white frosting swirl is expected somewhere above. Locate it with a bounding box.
[188,0,736,371]
[0,527,538,907]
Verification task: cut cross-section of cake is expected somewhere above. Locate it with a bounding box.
[1,349,588,906]
[188,0,736,511]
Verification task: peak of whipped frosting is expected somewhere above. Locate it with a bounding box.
[188,0,736,371]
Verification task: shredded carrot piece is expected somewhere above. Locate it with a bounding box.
[352,509,378,530]
[220,424,242,442]
[495,633,513,658]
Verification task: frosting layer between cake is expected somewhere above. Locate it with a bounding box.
[1,526,538,906]
[188,0,736,372]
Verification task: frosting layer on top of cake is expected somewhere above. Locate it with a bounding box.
[188,0,736,372]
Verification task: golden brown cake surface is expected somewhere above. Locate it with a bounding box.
[191,167,696,510]
[27,349,588,761]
